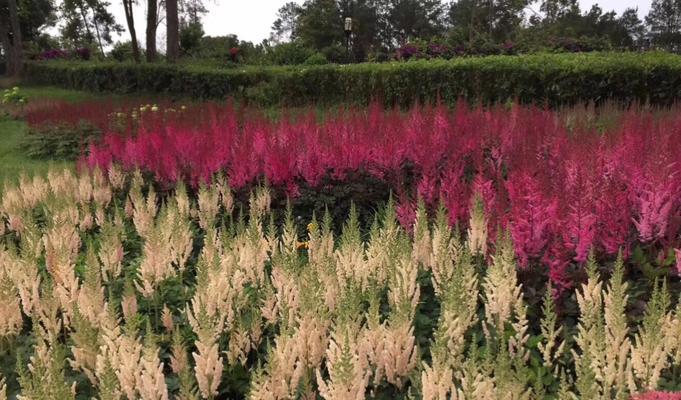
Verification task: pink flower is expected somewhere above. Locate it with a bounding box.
[631,391,681,400]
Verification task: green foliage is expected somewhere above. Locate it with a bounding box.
[265,41,316,65]
[25,52,681,108]
[303,52,328,65]
[21,122,101,160]
[1,87,28,106]
[109,41,140,62]
[180,21,205,54]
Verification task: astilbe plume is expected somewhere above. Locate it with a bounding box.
[82,102,681,286]
[3,169,681,399]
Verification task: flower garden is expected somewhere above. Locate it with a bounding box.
[2,62,681,399]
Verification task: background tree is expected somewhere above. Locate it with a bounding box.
[620,7,645,47]
[270,1,302,43]
[146,0,158,61]
[540,0,579,23]
[0,0,23,75]
[646,0,681,50]
[122,0,140,61]
[167,0,179,61]
[60,0,121,56]
[296,0,344,50]
[384,0,445,46]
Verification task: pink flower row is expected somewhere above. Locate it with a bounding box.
[83,102,681,291]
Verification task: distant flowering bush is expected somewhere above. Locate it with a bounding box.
[229,47,240,62]
[395,43,422,60]
[82,102,681,293]
[38,47,92,61]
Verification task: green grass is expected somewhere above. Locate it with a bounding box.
[0,118,72,185]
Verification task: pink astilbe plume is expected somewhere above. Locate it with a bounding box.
[81,101,681,285]
[505,172,558,268]
[631,392,681,400]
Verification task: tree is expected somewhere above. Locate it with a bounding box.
[122,0,140,62]
[180,0,206,25]
[271,1,302,43]
[16,0,56,42]
[540,0,578,23]
[620,8,645,47]
[60,0,122,56]
[0,0,23,76]
[449,0,529,43]
[167,0,179,61]
[296,0,344,50]
[385,0,445,46]
[146,0,158,61]
[646,0,681,50]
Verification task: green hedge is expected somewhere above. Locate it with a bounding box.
[24,52,681,107]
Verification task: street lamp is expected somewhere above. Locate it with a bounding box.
[344,17,352,62]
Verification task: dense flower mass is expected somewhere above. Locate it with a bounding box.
[0,170,679,399]
[84,103,681,292]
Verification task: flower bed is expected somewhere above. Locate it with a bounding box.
[0,170,679,398]
[83,102,681,294]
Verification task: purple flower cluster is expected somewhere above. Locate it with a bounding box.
[39,48,91,61]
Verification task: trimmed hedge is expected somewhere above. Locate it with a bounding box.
[24,52,681,107]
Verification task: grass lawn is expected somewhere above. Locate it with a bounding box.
[0,85,98,185]
[0,118,72,185]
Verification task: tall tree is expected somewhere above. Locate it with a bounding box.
[0,0,23,75]
[122,0,140,62]
[646,0,681,50]
[146,0,158,61]
[620,7,645,46]
[449,0,529,43]
[385,0,445,46]
[296,0,344,50]
[61,0,121,56]
[271,1,302,43]
[540,0,579,23]
[166,0,179,61]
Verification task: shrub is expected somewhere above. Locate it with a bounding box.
[264,41,316,65]
[25,52,681,107]
[22,122,101,160]
[303,52,328,65]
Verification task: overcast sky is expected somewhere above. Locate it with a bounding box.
[112,0,653,46]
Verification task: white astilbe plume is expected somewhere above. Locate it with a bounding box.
[138,343,169,400]
[197,183,220,230]
[43,210,81,314]
[601,254,632,397]
[316,328,371,400]
[0,375,6,400]
[483,235,522,338]
[467,194,488,256]
[0,268,22,337]
[631,280,674,391]
[429,206,457,295]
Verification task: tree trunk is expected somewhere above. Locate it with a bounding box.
[166,0,179,62]
[123,0,141,62]
[0,20,14,76]
[7,0,23,76]
[146,0,158,62]
[87,6,106,57]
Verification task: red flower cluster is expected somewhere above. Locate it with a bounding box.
[84,102,681,292]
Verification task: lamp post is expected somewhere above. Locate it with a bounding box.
[344,17,352,62]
